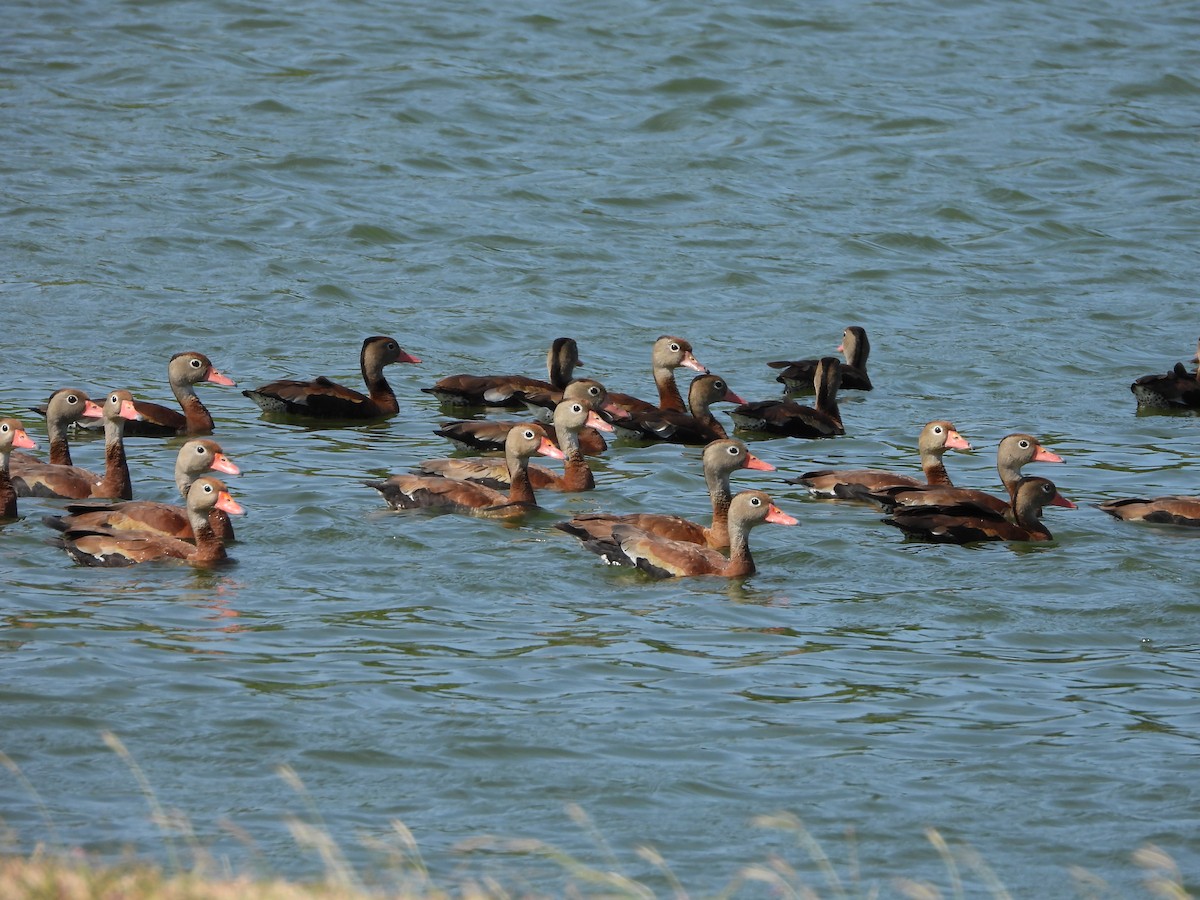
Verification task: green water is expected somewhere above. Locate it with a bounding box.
[2,0,1198,894]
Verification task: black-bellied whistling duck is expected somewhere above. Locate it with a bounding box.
[556,438,774,550]
[434,379,616,457]
[0,419,37,519]
[12,391,142,500]
[243,335,420,419]
[11,388,104,470]
[1098,495,1200,527]
[413,399,613,492]
[882,476,1075,543]
[789,420,972,501]
[614,374,745,445]
[606,335,709,417]
[559,489,797,579]
[43,439,241,541]
[769,325,873,393]
[366,423,565,518]
[77,352,236,437]
[1130,337,1200,410]
[422,337,580,408]
[54,477,244,567]
[731,357,844,439]
[870,433,1063,514]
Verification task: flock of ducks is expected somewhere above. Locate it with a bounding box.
[1,329,1198,576]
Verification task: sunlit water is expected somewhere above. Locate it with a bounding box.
[2,0,1199,894]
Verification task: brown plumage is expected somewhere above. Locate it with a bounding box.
[1130,337,1200,410]
[367,423,565,518]
[1098,495,1200,527]
[870,433,1063,514]
[10,388,104,470]
[883,476,1075,543]
[555,439,775,550]
[54,477,244,567]
[414,399,613,492]
[244,335,420,419]
[790,420,972,501]
[75,351,236,437]
[0,419,38,519]
[12,391,142,500]
[769,325,873,393]
[434,379,615,457]
[422,337,579,408]
[614,374,745,445]
[731,356,845,438]
[43,439,242,540]
[606,335,709,416]
[559,489,797,579]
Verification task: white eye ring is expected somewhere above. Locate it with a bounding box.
[669,343,680,352]
[933,425,944,434]
[1018,439,1031,449]
[190,358,203,368]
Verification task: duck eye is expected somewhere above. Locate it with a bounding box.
[0,424,8,434]
[67,395,79,405]
[195,445,208,455]
[750,496,762,507]
[524,430,535,439]
[588,386,600,396]
[387,342,397,350]
[109,394,119,404]
[933,425,944,434]
[1019,439,1030,449]
[669,342,680,352]
[190,358,203,368]
[572,404,583,413]
[726,445,740,455]
[203,483,213,494]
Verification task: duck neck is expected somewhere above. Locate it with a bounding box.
[814,377,843,430]
[46,414,73,466]
[0,450,15,518]
[362,352,399,416]
[173,379,215,433]
[722,519,757,578]
[654,365,686,412]
[920,452,953,486]
[505,452,537,505]
[705,467,734,547]
[555,424,594,491]
[188,505,227,564]
[96,418,133,500]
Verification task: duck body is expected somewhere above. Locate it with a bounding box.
[55,477,244,567]
[614,374,743,445]
[731,357,844,438]
[869,433,1063,514]
[791,420,971,501]
[368,424,565,518]
[43,439,242,540]
[12,391,142,500]
[244,336,419,420]
[1098,496,1200,527]
[559,489,797,578]
[422,337,578,408]
[415,400,612,492]
[883,476,1075,544]
[556,439,774,550]
[769,326,873,393]
[0,419,38,519]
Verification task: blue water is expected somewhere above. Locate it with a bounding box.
[2,0,1199,895]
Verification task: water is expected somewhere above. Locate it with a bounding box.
[2,0,1199,894]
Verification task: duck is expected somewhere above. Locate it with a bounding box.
[882,475,1075,543]
[412,398,613,492]
[555,438,775,550]
[422,337,579,408]
[789,420,972,501]
[243,335,420,419]
[74,351,236,437]
[606,335,709,417]
[1097,495,1200,527]
[614,374,745,445]
[43,439,242,541]
[53,476,244,567]
[869,433,1063,514]
[768,325,873,393]
[1130,337,1200,410]
[10,388,104,470]
[0,419,38,519]
[730,356,845,438]
[12,390,142,500]
[557,489,797,579]
[366,423,565,518]
[434,379,616,457]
